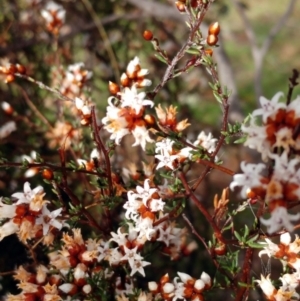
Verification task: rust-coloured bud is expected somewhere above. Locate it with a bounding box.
[74,278,87,287]
[16,64,26,74]
[23,215,35,225]
[183,287,194,298]
[246,188,256,200]
[8,64,17,74]
[42,169,54,180]
[120,73,131,87]
[35,286,45,299]
[69,256,78,268]
[5,74,15,83]
[144,114,156,126]
[214,243,226,256]
[204,48,213,56]
[23,293,37,301]
[108,81,120,95]
[49,275,62,286]
[206,34,218,46]
[68,244,82,256]
[15,204,27,217]
[160,273,170,285]
[175,1,186,12]
[143,30,153,41]
[141,210,155,221]
[80,117,91,126]
[208,22,220,36]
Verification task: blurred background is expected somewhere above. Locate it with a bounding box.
[0,0,300,299]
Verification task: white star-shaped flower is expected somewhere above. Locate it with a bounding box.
[120,85,153,114]
[36,206,63,235]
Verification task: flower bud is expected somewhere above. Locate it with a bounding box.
[214,242,226,256]
[162,283,175,294]
[59,283,78,295]
[16,64,26,74]
[108,81,120,95]
[120,73,131,87]
[144,114,156,126]
[143,30,153,41]
[194,279,205,293]
[42,169,54,180]
[148,281,158,292]
[200,271,211,288]
[208,22,220,36]
[1,101,14,115]
[160,273,170,285]
[175,1,186,12]
[8,64,17,74]
[206,34,218,46]
[82,284,92,294]
[177,272,194,284]
[5,74,15,83]
[204,49,213,56]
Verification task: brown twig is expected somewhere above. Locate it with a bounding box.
[234,248,254,301]
[287,69,299,105]
[179,171,226,244]
[182,213,235,284]
[91,107,113,196]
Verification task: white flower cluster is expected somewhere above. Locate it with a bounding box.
[102,57,154,150]
[230,92,300,233]
[0,182,65,243]
[257,233,300,301]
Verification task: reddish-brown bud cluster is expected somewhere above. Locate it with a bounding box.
[206,22,220,46]
[108,58,151,95]
[0,63,26,83]
[149,272,211,301]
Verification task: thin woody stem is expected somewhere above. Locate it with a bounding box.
[179,171,226,244]
[91,107,114,196]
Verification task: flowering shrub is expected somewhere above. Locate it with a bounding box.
[0,1,300,301]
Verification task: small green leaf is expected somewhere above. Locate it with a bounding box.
[247,241,265,249]
[213,91,223,104]
[234,231,242,241]
[154,53,169,65]
[234,136,247,144]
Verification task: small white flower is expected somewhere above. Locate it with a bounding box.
[255,275,276,298]
[131,125,153,150]
[195,131,217,152]
[0,220,19,241]
[136,179,158,206]
[156,225,176,247]
[12,182,44,205]
[35,206,63,235]
[155,149,179,170]
[155,138,175,153]
[260,206,300,234]
[41,1,66,23]
[252,92,286,122]
[230,162,266,197]
[120,85,154,114]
